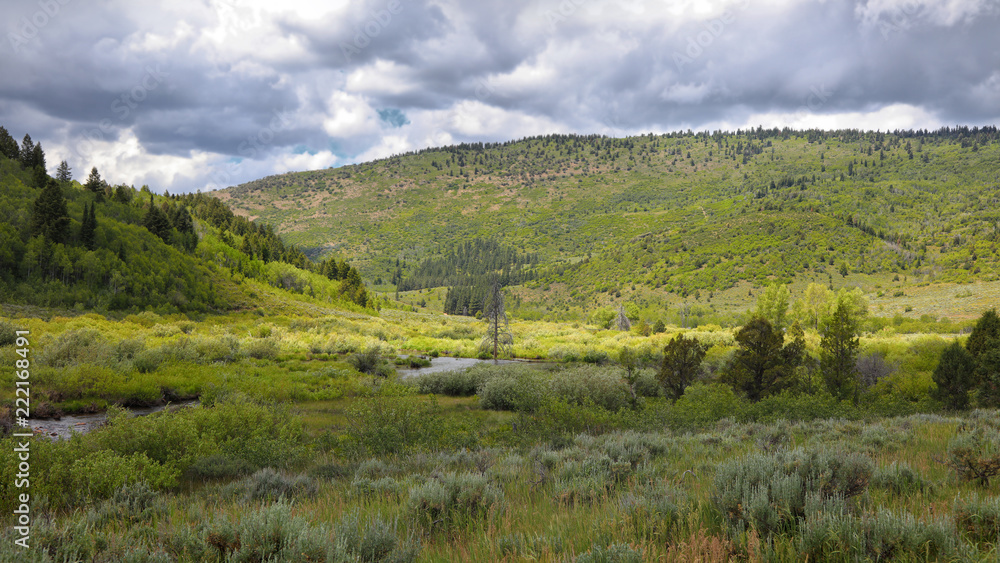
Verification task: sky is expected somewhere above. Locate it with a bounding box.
[1,0,998,194]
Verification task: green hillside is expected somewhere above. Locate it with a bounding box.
[0,125,374,317]
[216,127,1000,322]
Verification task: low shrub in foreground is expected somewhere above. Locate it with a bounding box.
[713,447,873,538]
[408,472,504,531]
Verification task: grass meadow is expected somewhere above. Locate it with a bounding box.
[0,306,998,562]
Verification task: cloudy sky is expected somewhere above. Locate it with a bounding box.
[2,0,998,193]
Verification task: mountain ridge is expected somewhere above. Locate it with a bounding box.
[215,127,1000,322]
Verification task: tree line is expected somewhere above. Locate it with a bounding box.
[649,284,1000,411]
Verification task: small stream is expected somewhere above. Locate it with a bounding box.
[28,358,542,439]
[30,401,199,440]
[395,356,521,377]
[395,356,552,378]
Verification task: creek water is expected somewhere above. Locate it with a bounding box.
[29,358,542,439]
[30,401,199,440]
[395,356,521,377]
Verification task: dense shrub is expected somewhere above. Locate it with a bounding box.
[871,461,929,496]
[617,486,687,540]
[20,394,309,510]
[478,365,546,412]
[549,365,632,412]
[222,503,335,562]
[954,493,1000,545]
[86,482,167,528]
[38,328,115,367]
[195,335,241,363]
[0,319,16,346]
[948,425,1000,486]
[669,383,746,429]
[133,348,164,373]
[342,394,437,457]
[408,472,504,531]
[713,447,873,538]
[244,337,279,360]
[408,368,485,396]
[185,454,254,480]
[242,468,317,502]
[799,507,961,561]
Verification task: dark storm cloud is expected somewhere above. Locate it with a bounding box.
[1,0,997,193]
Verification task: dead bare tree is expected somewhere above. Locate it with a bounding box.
[480,276,514,362]
[616,304,632,331]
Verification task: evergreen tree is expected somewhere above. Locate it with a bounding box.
[820,301,861,402]
[19,134,34,168]
[142,195,171,242]
[976,348,1000,408]
[0,127,19,161]
[29,179,70,243]
[80,202,97,250]
[32,163,48,188]
[723,317,799,402]
[56,160,72,182]
[932,342,976,410]
[84,167,104,195]
[113,184,132,204]
[30,143,45,171]
[966,309,1000,360]
[658,333,707,400]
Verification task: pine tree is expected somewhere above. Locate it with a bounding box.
[932,342,976,410]
[722,317,797,402]
[30,143,45,171]
[84,167,104,195]
[113,184,132,204]
[658,333,707,400]
[0,127,18,161]
[56,160,72,182]
[966,309,1000,360]
[80,202,97,250]
[19,134,34,168]
[142,195,171,242]
[29,179,70,243]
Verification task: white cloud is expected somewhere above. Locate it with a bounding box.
[856,0,996,27]
[49,128,215,192]
[729,103,944,131]
[345,60,415,96]
[322,92,381,138]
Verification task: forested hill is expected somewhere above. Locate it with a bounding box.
[0,125,372,315]
[217,126,1000,321]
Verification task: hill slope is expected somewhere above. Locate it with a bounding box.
[217,127,1000,321]
[0,125,374,317]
